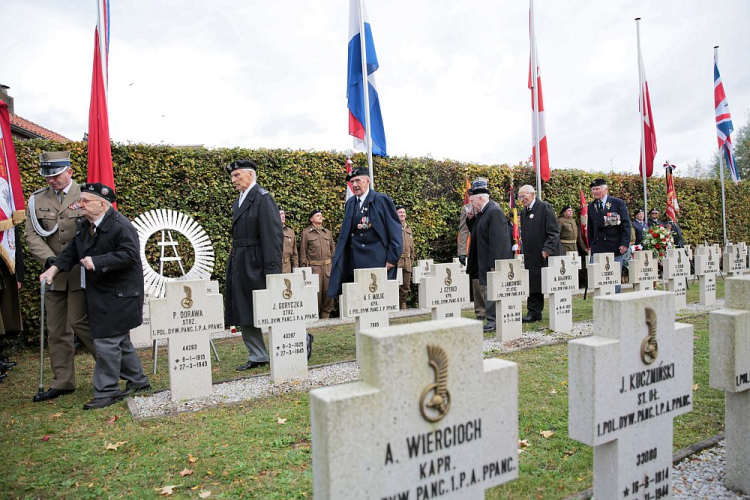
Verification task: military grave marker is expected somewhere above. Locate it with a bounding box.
[569,291,694,500]
[587,252,621,297]
[663,249,690,311]
[723,243,747,277]
[487,258,529,341]
[694,244,720,305]
[130,293,152,348]
[310,318,519,499]
[412,259,435,285]
[629,250,659,292]
[294,266,320,290]
[341,267,399,362]
[419,262,470,320]
[149,280,224,401]
[709,276,750,494]
[253,273,318,383]
[541,255,579,333]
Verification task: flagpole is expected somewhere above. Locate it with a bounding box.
[358,0,375,188]
[715,45,728,247]
[530,0,542,199]
[636,18,648,215]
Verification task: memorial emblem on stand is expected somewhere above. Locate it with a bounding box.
[369,273,378,293]
[640,308,658,364]
[181,286,193,309]
[419,345,451,422]
[283,278,293,299]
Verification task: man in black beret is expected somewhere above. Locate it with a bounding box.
[224,160,283,371]
[587,178,631,293]
[328,166,402,297]
[632,208,648,246]
[300,209,335,319]
[40,183,150,409]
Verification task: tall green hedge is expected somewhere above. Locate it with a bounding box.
[8,140,750,345]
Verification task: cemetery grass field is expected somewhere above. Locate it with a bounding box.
[0,281,726,499]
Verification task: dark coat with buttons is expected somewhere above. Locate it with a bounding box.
[225,184,283,326]
[587,196,631,255]
[466,200,513,285]
[328,189,402,297]
[520,199,563,293]
[54,207,144,339]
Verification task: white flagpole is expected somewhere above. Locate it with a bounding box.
[636,18,648,215]
[530,0,542,199]
[96,0,108,100]
[358,0,375,188]
[714,45,728,247]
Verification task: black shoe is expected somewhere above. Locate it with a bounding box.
[483,325,496,333]
[521,314,542,323]
[307,334,314,361]
[0,361,15,374]
[476,316,486,321]
[0,373,6,383]
[125,382,152,395]
[33,387,75,402]
[235,360,269,371]
[83,393,126,410]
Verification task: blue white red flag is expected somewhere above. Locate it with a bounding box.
[345,155,354,200]
[87,0,116,206]
[347,0,387,156]
[714,57,740,184]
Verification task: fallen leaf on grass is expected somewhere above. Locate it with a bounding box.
[212,368,220,373]
[518,439,530,448]
[277,418,287,425]
[50,412,63,419]
[105,441,128,451]
[539,430,555,439]
[179,468,193,477]
[106,415,118,424]
[517,448,526,454]
[188,454,198,464]
[560,381,568,386]
[199,491,212,499]
[693,383,699,391]
[549,388,557,394]
[41,435,51,442]
[191,485,202,491]
[157,485,178,496]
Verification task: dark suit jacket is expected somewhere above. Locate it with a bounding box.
[225,183,283,326]
[55,208,143,339]
[466,200,512,285]
[520,199,562,293]
[587,196,631,255]
[328,189,402,297]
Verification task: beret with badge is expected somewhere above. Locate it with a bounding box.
[81,182,116,203]
[225,160,258,173]
[346,166,369,181]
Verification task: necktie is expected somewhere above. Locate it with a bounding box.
[596,200,603,212]
[56,190,63,204]
[89,224,96,237]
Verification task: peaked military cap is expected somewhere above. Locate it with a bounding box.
[38,151,71,177]
[469,177,489,196]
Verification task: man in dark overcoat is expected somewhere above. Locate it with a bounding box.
[518,184,562,322]
[40,183,150,410]
[224,160,283,371]
[328,167,402,297]
[465,178,512,332]
[587,178,630,293]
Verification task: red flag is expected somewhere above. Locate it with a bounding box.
[510,185,521,253]
[463,178,470,206]
[0,100,26,273]
[529,2,550,182]
[345,155,354,200]
[664,162,679,224]
[638,42,657,177]
[579,189,588,248]
[87,1,116,207]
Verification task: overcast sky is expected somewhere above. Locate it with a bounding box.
[2,0,749,175]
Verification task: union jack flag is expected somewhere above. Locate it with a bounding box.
[714,57,740,183]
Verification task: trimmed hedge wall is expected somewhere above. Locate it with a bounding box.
[7,140,750,345]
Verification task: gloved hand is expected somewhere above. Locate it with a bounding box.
[458,255,466,266]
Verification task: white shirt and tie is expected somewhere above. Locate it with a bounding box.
[238,180,257,208]
[56,179,74,204]
[356,188,370,210]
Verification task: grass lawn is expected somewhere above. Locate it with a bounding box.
[0,279,727,498]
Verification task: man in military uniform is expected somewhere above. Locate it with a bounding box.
[279,207,298,273]
[587,178,631,293]
[25,151,95,402]
[396,206,415,310]
[224,160,283,371]
[299,209,335,319]
[328,167,402,297]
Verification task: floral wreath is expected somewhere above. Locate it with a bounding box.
[641,225,674,260]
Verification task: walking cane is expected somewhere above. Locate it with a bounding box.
[37,281,47,398]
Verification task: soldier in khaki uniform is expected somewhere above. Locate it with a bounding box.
[25,151,94,402]
[279,208,298,273]
[299,209,335,318]
[396,206,415,309]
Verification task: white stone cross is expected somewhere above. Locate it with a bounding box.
[149,280,224,401]
[694,245,720,305]
[293,266,320,291]
[412,259,435,285]
[341,267,400,362]
[709,275,750,494]
[310,318,519,499]
[569,291,694,500]
[452,257,468,275]
[130,293,152,348]
[419,262,470,320]
[630,250,659,292]
[663,249,690,311]
[724,243,748,277]
[487,258,529,341]
[587,252,621,297]
[541,255,579,333]
[253,273,318,383]
[566,251,582,273]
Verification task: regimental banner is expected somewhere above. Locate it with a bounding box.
[0,101,25,273]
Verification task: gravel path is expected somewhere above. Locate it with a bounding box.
[673,441,750,499]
